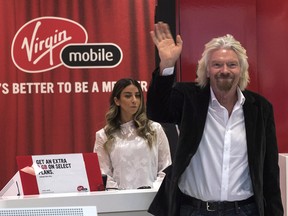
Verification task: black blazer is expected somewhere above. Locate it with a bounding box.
[146,69,283,216]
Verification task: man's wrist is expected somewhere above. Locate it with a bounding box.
[161,67,174,76]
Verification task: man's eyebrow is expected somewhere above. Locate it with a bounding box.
[210,60,239,64]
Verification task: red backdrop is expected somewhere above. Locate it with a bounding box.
[177,0,288,153]
[0,0,155,189]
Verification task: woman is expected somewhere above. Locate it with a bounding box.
[94,78,171,190]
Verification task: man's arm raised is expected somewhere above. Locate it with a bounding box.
[150,22,183,74]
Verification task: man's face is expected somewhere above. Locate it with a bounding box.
[207,49,241,93]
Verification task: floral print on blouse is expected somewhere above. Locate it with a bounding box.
[94,121,172,190]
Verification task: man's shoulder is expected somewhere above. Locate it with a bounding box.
[174,82,209,94]
[243,89,272,106]
[174,81,198,87]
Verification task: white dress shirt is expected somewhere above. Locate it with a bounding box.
[94,121,172,190]
[178,87,253,201]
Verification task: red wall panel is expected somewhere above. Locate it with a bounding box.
[177,0,287,152]
[256,0,288,153]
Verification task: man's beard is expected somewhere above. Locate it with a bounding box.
[215,73,235,92]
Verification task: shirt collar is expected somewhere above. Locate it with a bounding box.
[210,87,246,108]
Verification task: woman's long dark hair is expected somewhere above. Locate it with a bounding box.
[103,78,156,152]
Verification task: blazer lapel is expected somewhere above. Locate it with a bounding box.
[243,91,258,163]
[196,85,210,141]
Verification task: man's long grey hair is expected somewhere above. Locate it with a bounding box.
[196,34,250,91]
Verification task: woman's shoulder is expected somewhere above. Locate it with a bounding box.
[149,120,163,130]
[96,128,106,137]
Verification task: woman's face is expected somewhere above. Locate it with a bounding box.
[114,84,141,123]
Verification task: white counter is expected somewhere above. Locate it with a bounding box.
[0,188,157,216]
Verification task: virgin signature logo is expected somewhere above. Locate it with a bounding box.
[11,16,88,73]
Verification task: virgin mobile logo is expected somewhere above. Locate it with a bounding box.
[11,17,88,73]
[61,43,123,68]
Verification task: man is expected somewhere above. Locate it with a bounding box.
[146,22,283,216]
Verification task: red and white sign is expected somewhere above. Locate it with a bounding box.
[16,153,104,195]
